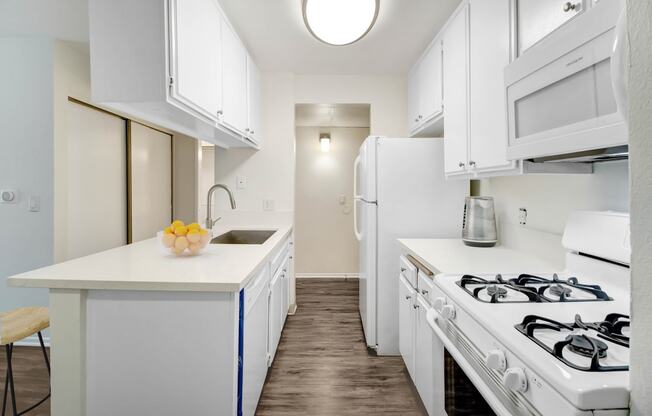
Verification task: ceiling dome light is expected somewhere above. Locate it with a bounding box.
[302,0,380,46]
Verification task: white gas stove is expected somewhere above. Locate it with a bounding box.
[426,211,630,416]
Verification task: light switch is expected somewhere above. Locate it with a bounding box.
[1,189,17,204]
[236,176,247,190]
[338,194,346,205]
[28,195,40,212]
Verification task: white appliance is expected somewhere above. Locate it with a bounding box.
[425,211,630,415]
[505,0,628,162]
[354,137,468,355]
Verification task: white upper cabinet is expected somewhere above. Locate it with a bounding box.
[246,54,262,146]
[408,38,444,137]
[221,20,249,136]
[169,0,222,120]
[467,0,514,173]
[419,40,443,123]
[89,0,262,149]
[442,4,469,175]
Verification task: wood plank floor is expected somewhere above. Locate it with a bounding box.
[0,344,50,415]
[0,279,423,416]
[256,278,426,416]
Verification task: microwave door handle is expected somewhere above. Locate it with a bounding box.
[610,7,628,121]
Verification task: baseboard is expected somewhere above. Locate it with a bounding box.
[296,273,359,279]
[14,333,51,347]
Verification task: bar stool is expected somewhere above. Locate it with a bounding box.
[0,307,50,416]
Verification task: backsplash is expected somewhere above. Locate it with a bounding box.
[473,160,629,267]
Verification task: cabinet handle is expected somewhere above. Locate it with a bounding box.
[421,289,429,295]
[413,304,420,309]
[245,128,250,132]
[401,267,407,272]
[405,295,412,300]
[458,162,466,168]
[418,114,423,120]
[289,256,293,260]
[251,130,255,135]
[563,2,577,12]
[469,161,476,167]
[217,110,223,116]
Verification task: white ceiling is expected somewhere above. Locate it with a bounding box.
[219,0,462,75]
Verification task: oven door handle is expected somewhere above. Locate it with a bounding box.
[425,309,514,416]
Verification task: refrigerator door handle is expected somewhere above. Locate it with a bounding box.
[353,155,362,199]
[353,155,363,241]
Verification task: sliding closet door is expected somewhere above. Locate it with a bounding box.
[63,100,128,260]
[129,121,172,243]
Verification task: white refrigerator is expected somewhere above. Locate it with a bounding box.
[354,137,468,355]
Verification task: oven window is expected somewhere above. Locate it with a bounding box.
[444,349,496,416]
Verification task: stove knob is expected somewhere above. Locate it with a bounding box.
[486,349,507,372]
[503,368,528,393]
[433,297,446,312]
[441,304,456,320]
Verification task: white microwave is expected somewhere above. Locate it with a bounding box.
[504,0,628,161]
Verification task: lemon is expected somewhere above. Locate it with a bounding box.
[174,236,189,251]
[187,223,201,231]
[174,226,188,236]
[171,220,185,232]
[187,229,201,244]
[161,233,176,248]
[199,228,208,235]
[163,226,173,234]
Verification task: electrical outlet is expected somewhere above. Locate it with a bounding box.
[0,189,17,204]
[263,199,275,211]
[519,208,528,226]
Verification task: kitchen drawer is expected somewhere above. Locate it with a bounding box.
[270,239,291,276]
[417,272,434,302]
[245,265,269,315]
[400,256,418,287]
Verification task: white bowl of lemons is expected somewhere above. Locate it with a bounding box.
[159,220,210,256]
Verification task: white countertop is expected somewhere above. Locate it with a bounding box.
[398,238,557,275]
[8,223,293,292]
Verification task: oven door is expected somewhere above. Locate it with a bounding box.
[505,0,627,161]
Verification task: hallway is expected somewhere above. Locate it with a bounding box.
[256,278,425,415]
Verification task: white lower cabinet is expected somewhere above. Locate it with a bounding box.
[268,265,283,362]
[243,266,270,416]
[399,275,416,379]
[415,294,437,415]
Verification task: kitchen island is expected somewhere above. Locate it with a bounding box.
[8,223,293,416]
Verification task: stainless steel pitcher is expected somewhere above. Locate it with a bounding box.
[462,196,497,247]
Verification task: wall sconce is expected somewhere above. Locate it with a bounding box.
[319,133,331,152]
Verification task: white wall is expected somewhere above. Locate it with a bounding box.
[474,161,630,267]
[198,146,215,223]
[627,0,652,413]
[0,37,54,313]
[0,0,88,43]
[214,74,406,212]
[294,126,369,275]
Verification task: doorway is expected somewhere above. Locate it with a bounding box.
[293,104,370,279]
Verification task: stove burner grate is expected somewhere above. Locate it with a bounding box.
[456,273,613,303]
[515,313,629,372]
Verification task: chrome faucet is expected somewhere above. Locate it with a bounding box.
[206,184,236,229]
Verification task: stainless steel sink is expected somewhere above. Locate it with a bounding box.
[210,230,277,245]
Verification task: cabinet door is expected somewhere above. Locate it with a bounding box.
[281,256,290,324]
[169,0,222,120]
[468,0,514,172]
[516,0,585,56]
[415,295,436,415]
[398,276,416,379]
[246,54,262,145]
[268,271,283,362]
[419,39,443,122]
[407,66,420,133]
[443,5,470,175]
[221,18,248,135]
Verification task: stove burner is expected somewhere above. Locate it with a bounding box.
[515,314,630,372]
[567,335,608,358]
[456,273,612,303]
[549,284,572,298]
[486,285,507,298]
